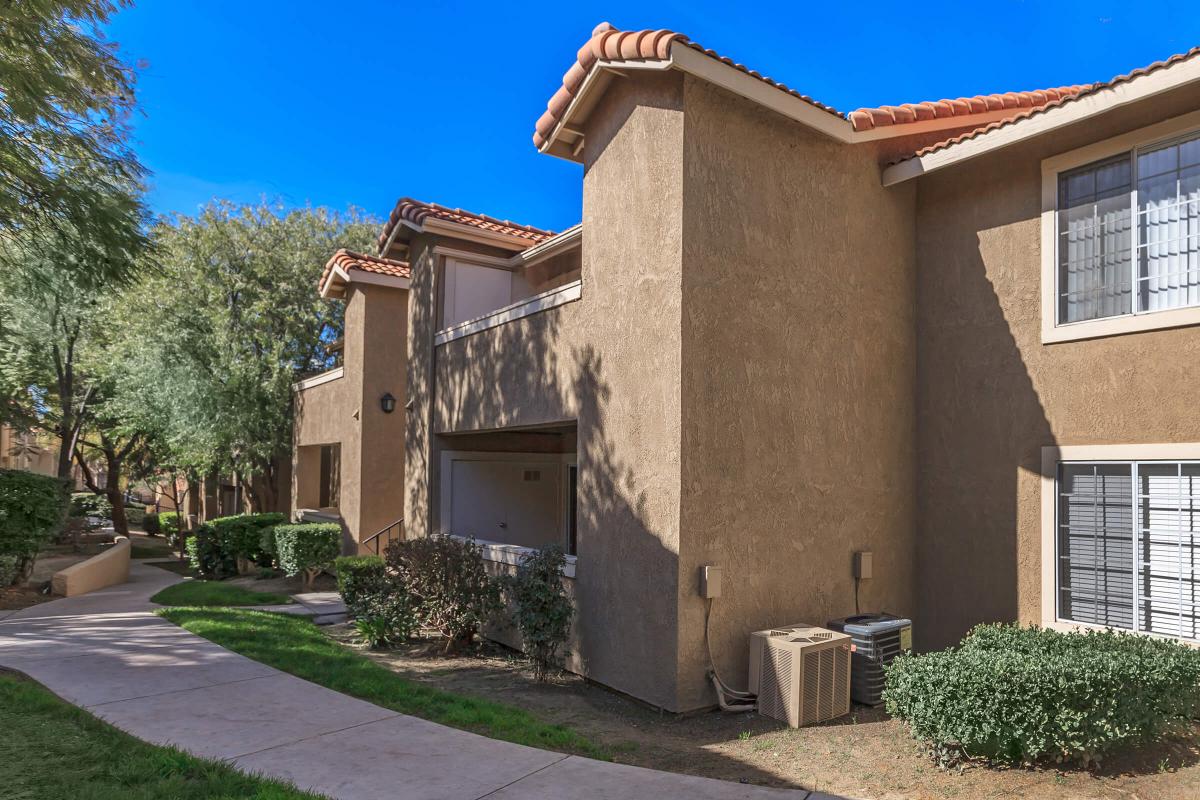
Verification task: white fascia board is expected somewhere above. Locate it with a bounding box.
[292,366,344,392]
[882,55,1200,186]
[321,265,410,299]
[669,45,856,143]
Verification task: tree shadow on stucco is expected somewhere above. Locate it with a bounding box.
[429,301,825,790]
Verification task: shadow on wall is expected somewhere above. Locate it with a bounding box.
[431,306,821,787]
[915,166,1055,652]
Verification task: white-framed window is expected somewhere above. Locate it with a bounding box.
[1041,110,1200,343]
[1053,458,1200,640]
[1057,131,1200,326]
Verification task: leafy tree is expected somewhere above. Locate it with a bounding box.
[119,202,376,511]
[0,1,149,283]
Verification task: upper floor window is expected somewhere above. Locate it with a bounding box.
[1058,131,1200,325]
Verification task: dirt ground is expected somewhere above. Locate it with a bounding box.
[323,626,1200,800]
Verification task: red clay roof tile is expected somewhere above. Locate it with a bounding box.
[533,22,843,150]
[376,197,555,252]
[894,45,1200,165]
[319,249,411,294]
[847,86,1090,131]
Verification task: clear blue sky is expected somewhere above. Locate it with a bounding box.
[106,1,1200,234]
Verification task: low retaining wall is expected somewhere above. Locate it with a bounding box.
[51,536,131,597]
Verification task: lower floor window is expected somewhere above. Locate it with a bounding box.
[1058,461,1200,639]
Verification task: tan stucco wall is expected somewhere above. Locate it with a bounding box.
[913,83,1200,650]
[52,536,130,597]
[405,72,687,710]
[676,76,919,709]
[294,282,408,548]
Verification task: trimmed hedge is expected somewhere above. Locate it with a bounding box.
[335,555,415,647]
[884,624,1200,767]
[185,524,235,579]
[0,469,70,586]
[143,512,161,536]
[209,513,286,565]
[335,555,386,616]
[184,513,289,578]
[274,523,341,584]
[125,503,145,526]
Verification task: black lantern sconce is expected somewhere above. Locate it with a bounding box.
[380,392,396,414]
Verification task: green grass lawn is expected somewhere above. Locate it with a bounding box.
[150,581,292,607]
[0,672,326,799]
[160,607,608,760]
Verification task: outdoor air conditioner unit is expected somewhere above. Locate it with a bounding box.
[748,624,851,728]
[827,613,913,707]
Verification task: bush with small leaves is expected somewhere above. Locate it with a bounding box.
[386,535,500,652]
[884,623,1200,768]
[506,546,573,680]
[208,513,287,569]
[274,523,341,587]
[336,555,416,648]
[142,512,161,536]
[335,555,387,615]
[69,492,111,521]
[159,511,183,548]
[185,524,235,579]
[0,470,69,585]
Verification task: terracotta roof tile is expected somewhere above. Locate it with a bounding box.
[848,86,1090,132]
[894,45,1200,164]
[533,22,843,150]
[377,197,555,252]
[319,249,411,293]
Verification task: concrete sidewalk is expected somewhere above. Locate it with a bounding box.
[0,562,837,800]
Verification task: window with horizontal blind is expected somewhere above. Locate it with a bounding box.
[1057,461,1200,640]
[1057,130,1200,325]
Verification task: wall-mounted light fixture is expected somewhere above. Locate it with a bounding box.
[380,392,396,414]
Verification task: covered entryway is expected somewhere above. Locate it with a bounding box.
[436,424,576,555]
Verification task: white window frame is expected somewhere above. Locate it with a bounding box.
[1040,443,1200,643]
[1041,108,1200,343]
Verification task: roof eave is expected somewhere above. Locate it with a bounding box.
[540,47,859,163]
[882,53,1200,186]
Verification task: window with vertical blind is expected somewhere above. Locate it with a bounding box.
[1057,130,1200,325]
[1057,461,1200,640]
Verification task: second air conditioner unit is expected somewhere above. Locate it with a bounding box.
[748,624,851,728]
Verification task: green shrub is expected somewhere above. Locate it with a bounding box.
[884,623,1200,767]
[336,555,415,648]
[0,470,69,586]
[387,535,500,651]
[506,546,573,680]
[335,555,386,615]
[69,492,112,520]
[125,503,145,526]
[143,512,161,536]
[160,511,183,547]
[185,524,236,579]
[274,523,341,585]
[208,513,287,566]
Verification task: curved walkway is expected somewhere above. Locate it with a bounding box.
[0,562,840,800]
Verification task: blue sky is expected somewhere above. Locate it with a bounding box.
[106,1,1200,233]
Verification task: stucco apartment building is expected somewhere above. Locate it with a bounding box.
[294,24,1200,712]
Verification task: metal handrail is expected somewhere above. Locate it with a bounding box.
[362,518,404,556]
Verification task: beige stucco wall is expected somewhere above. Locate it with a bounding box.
[404,72,687,710]
[913,83,1200,650]
[52,536,130,597]
[676,76,919,709]
[294,282,408,549]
